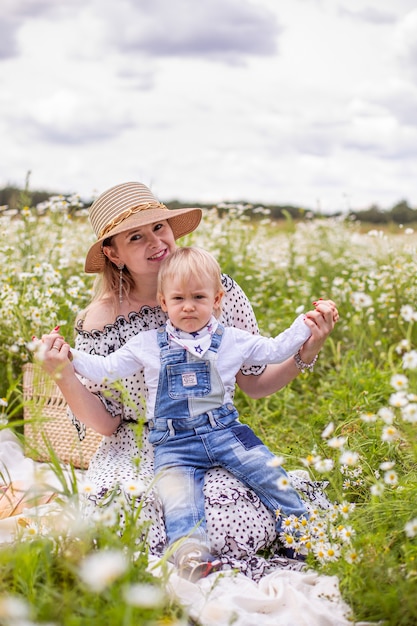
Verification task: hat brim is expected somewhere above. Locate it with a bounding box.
[84,206,202,273]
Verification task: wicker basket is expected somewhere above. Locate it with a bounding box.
[23,363,103,469]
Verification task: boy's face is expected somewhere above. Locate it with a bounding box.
[160,275,223,333]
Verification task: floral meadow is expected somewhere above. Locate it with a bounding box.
[0,195,417,625]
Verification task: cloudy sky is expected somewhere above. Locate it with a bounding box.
[1,0,417,213]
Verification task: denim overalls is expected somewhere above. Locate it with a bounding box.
[150,324,307,549]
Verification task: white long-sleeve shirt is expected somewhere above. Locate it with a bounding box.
[71,314,310,421]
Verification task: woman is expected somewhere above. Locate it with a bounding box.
[40,181,338,580]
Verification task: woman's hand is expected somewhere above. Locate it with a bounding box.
[33,327,73,380]
[31,327,121,436]
[300,299,339,364]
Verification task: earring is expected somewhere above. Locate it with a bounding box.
[117,264,125,304]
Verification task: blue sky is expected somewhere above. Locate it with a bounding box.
[1,0,416,213]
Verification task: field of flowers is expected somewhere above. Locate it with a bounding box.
[0,195,417,625]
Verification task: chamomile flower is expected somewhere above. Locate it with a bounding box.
[312,542,327,563]
[313,458,334,473]
[280,533,296,549]
[78,481,96,496]
[401,403,417,423]
[286,515,302,531]
[298,535,312,552]
[276,475,291,491]
[384,470,399,485]
[339,450,359,466]
[395,339,411,355]
[310,523,327,541]
[300,453,320,468]
[323,543,341,561]
[92,506,118,527]
[122,479,146,498]
[78,549,129,592]
[327,436,346,449]
[321,422,335,439]
[403,350,417,370]
[380,461,395,471]
[360,411,377,423]
[381,425,399,443]
[327,507,340,523]
[337,525,355,543]
[370,482,385,497]
[20,519,41,541]
[338,501,355,518]
[404,517,417,538]
[345,549,363,564]
[400,305,415,322]
[377,407,395,424]
[390,374,408,390]
[282,517,294,530]
[389,392,408,408]
[350,292,373,310]
[267,455,284,467]
[0,595,30,621]
[313,541,340,562]
[123,583,165,608]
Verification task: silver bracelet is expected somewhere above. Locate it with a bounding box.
[294,350,318,373]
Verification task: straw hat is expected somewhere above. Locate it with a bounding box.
[84,182,202,273]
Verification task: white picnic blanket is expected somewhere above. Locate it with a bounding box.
[0,430,372,626]
[159,561,369,626]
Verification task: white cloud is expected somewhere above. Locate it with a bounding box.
[0,0,85,58]
[337,6,396,24]
[101,0,280,61]
[18,89,134,143]
[394,8,417,79]
[0,0,416,212]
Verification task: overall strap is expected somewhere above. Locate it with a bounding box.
[208,324,224,354]
[156,325,169,349]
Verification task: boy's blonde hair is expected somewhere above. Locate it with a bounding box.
[157,247,224,316]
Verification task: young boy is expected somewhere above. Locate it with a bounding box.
[68,247,314,581]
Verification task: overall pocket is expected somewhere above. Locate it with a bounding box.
[167,362,211,398]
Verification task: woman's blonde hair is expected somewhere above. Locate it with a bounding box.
[157,247,224,316]
[76,237,135,323]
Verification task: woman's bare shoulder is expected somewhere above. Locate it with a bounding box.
[80,298,116,333]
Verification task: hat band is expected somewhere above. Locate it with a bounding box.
[98,202,167,239]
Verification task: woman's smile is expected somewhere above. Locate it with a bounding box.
[148,247,169,261]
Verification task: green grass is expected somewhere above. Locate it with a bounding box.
[1,197,417,624]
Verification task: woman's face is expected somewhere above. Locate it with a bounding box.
[104,220,177,279]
